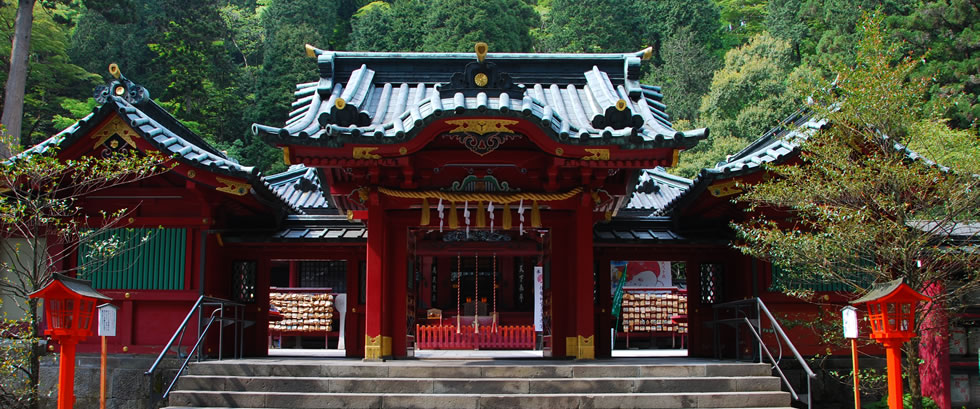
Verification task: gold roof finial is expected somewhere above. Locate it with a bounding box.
[640,47,653,61]
[108,63,121,79]
[305,44,317,58]
[475,42,488,63]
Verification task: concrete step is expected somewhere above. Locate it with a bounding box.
[177,374,782,394]
[185,362,774,379]
[167,391,792,409]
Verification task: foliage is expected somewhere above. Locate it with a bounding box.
[351,0,538,52]
[697,32,802,141]
[536,0,641,53]
[733,14,980,406]
[635,0,723,61]
[0,125,171,407]
[868,394,940,409]
[0,2,101,146]
[672,135,748,179]
[891,0,980,128]
[645,27,720,123]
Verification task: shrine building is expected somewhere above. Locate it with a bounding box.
[6,44,865,364]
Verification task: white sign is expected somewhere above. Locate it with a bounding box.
[98,303,119,337]
[533,266,543,332]
[841,306,858,339]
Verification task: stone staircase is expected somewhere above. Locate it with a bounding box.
[164,358,793,409]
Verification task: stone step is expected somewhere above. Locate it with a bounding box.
[186,362,773,379]
[167,391,792,409]
[177,374,781,394]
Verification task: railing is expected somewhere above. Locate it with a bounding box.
[709,298,817,408]
[416,324,535,350]
[145,296,252,406]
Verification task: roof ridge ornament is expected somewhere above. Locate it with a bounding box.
[94,63,149,105]
[441,42,524,98]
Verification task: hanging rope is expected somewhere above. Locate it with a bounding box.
[456,253,461,334]
[492,253,498,333]
[474,252,479,334]
[377,186,583,203]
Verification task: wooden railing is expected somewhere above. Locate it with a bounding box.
[415,324,535,350]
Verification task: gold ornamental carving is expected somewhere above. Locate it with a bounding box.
[365,334,382,360]
[565,337,578,358]
[708,179,743,198]
[91,116,138,150]
[474,73,489,87]
[445,119,519,135]
[582,148,610,161]
[215,177,250,196]
[353,147,381,160]
[577,335,595,360]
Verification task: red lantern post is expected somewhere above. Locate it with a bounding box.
[851,278,930,409]
[29,273,111,409]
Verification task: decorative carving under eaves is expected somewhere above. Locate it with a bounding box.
[441,60,524,98]
[448,175,517,193]
[442,230,512,242]
[91,116,138,154]
[442,119,522,156]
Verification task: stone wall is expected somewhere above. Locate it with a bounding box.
[40,353,179,409]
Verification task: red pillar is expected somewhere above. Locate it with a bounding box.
[288,261,299,288]
[919,283,950,409]
[573,193,595,359]
[364,191,389,360]
[57,339,77,409]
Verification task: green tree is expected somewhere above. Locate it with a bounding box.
[645,26,720,123]
[892,0,980,128]
[0,130,170,408]
[636,0,723,63]
[0,2,100,146]
[733,15,980,409]
[698,33,799,140]
[537,0,641,52]
[349,1,427,51]
[421,0,538,52]
[350,0,538,52]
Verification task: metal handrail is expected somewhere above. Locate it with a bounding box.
[711,297,817,408]
[145,295,250,406]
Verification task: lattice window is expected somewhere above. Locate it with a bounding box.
[232,261,256,303]
[700,263,723,304]
[299,260,347,290]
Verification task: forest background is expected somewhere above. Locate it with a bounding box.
[1,0,977,176]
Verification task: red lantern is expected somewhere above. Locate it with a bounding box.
[30,273,110,409]
[851,278,929,409]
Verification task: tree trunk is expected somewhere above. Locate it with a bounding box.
[0,0,37,157]
[28,297,40,409]
[905,340,923,409]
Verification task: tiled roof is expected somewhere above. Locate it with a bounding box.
[23,94,255,181]
[271,216,367,241]
[260,165,331,214]
[254,48,707,149]
[626,167,692,212]
[594,217,686,242]
[661,109,826,214]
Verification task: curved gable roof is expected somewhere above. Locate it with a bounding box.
[254,47,707,150]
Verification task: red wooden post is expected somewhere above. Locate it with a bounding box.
[574,193,596,359]
[288,261,299,288]
[364,191,386,360]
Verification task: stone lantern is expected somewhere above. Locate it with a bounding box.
[29,273,111,409]
[851,278,929,409]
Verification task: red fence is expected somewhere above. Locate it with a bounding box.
[415,324,535,350]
